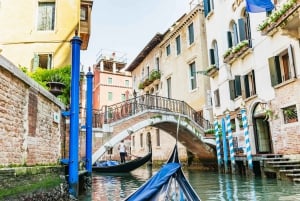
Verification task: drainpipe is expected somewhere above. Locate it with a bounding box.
[69,32,82,198]
[85,68,93,174]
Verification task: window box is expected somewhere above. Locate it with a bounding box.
[205,65,218,77]
[258,0,300,36]
[223,40,250,64]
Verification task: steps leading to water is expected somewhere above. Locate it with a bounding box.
[261,154,300,183]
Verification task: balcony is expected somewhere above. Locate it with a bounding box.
[80,0,93,50]
[223,40,251,65]
[138,70,161,92]
[257,0,300,38]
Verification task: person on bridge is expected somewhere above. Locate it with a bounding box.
[118,140,127,163]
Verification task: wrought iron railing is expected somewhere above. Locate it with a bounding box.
[93,94,213,130]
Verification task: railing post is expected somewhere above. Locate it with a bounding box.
[133,90,137,114]
[104,105,108,124]
[181,101,185,115]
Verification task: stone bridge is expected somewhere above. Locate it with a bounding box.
[91,95,216,164]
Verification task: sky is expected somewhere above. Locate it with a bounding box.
[80,0,192,69]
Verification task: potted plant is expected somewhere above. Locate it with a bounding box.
[46,74,66,96]
[138,82,145,90]
[149,70,161,85]
[283,107,298,123]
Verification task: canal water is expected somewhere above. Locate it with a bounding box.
[84,166,300,201]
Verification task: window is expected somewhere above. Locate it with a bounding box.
[189,62,197,90]
[209,41,219,68]
[176,35,181,55]
[33,53,53,69]
[243,70,256,98]
[214,89,220,107]
[125,80,129,87]
[188,23,194,45]
[156,129,160,146]
[108,92,113,101]
[37,2,55,31]
[166,44,171,56]
[108,77,112,84]
[121,94,125,101]
[140,133,143,147]
[155,57,160,71]
[167,77,172,98]
[282,105,298,124]
[80,6,88,21]
[132,135,135,147]
[204,0,214,17]
[229,22,239,47]
[229,75,242,100]
[242,11,252,47]
[268,45,296,86]
[229,71,256,100]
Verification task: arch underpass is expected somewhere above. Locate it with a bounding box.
[91,95,216,165]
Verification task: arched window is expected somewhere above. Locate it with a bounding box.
[209,40,219,68]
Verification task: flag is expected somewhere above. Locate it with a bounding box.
[245,0,275,13]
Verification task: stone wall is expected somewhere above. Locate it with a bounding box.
[0,55,66,166]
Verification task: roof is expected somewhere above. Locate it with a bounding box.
[126,33,164,72]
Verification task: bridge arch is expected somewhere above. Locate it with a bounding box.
[92,110,216,164]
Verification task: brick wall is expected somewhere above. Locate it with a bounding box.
[0,55,65,166]
[269,80,300,155]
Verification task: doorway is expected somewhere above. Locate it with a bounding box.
[252,103,272,154]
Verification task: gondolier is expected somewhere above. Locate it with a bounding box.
[118,140,127,163]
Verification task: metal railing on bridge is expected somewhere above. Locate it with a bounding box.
[93,94,212,130]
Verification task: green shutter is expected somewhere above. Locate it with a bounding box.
[204,0,211,17]
[238,18,246,42]
[235,75,242,96]
[209,49,215,65]
[229,80,235,100]
[251,70,256,95]
[227,31,233,48]
[244,75,250,98]
[268,56,281,86]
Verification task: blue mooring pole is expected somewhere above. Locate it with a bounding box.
[222,118,228,173]
[85,68,93,174]
[69,33,82,198]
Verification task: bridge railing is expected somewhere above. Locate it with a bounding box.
[93,94,213,130]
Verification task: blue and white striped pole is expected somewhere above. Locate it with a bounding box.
[241,107,253,170]
[226,111,236,173]
[214,117,222,171]
[222,118,228,173]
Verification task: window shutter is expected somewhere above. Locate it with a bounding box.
[251,70,256,95]
[238,18,246,42]
[235,75,242,96]
[203,0,211,17]
[268,56,281,86]
[227,31,233,48]
[288,45,296,78]
[209,49,215,65]
[229,80,235,100]
[33,54,39,70]
[244,75,250,98]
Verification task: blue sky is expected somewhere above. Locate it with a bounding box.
[81,0,191,69]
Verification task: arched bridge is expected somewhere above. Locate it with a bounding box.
[91,95,216,164]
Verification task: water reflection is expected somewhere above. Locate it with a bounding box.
[91,167,300,201]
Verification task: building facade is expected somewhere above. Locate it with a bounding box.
[0,0,93,71]
[203,0,300,158]
[126,5,212,162]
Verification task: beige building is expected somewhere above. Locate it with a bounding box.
[204,0,300,157]
[126,5,212,162]
[0,0,93,70]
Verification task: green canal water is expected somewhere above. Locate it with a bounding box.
[81,166,300,201]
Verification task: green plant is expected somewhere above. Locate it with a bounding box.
[28,66,71,104]
[231,40,249,53]
[204,128,215,134]
[223,48,232,58]
[138,82,145,90]
[143,78,152,86]
[149,70,161,81]
[257,0,297,31]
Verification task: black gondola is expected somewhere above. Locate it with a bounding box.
[92,152,152,173]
